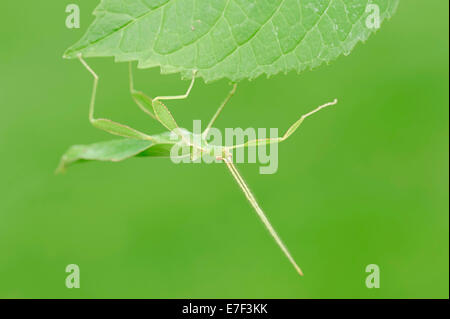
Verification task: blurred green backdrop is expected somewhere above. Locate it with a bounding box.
[0,1,448,298]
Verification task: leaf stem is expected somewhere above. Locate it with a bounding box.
[222,156,304,276]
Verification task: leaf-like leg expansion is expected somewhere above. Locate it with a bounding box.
[221,155,304,276]
[78,54,154,141]
[128,63,157,120]
[127,65,201,151]
[151,99,179,132]
[150,99,208,153]
[226,99,338,150]
[153,70,197,102]
[128,64,180,132]
[126,65,197,146]
[126,68,203,151]
[203,83,238,138]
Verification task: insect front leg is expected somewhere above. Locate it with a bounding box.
[202,83,238,139]
[153,69,197,102]
[128,63,157,120]
[78,54,154,141]
[127,64,199,147]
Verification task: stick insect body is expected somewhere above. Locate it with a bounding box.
[75,53,338,276]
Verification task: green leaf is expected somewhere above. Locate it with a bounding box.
[64,0,399,82]
[56,138,172,173]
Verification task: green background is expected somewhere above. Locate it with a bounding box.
[0,1,448,298]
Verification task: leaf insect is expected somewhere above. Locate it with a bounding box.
[58,54,338,276]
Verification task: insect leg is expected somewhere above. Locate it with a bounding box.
[203,83,238,138]
[221,155,304,276]
[153,69,197,102]
[226,99,338,150]
[78,54,154,141]
[128,63,157,119]
[126,66,199,149]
